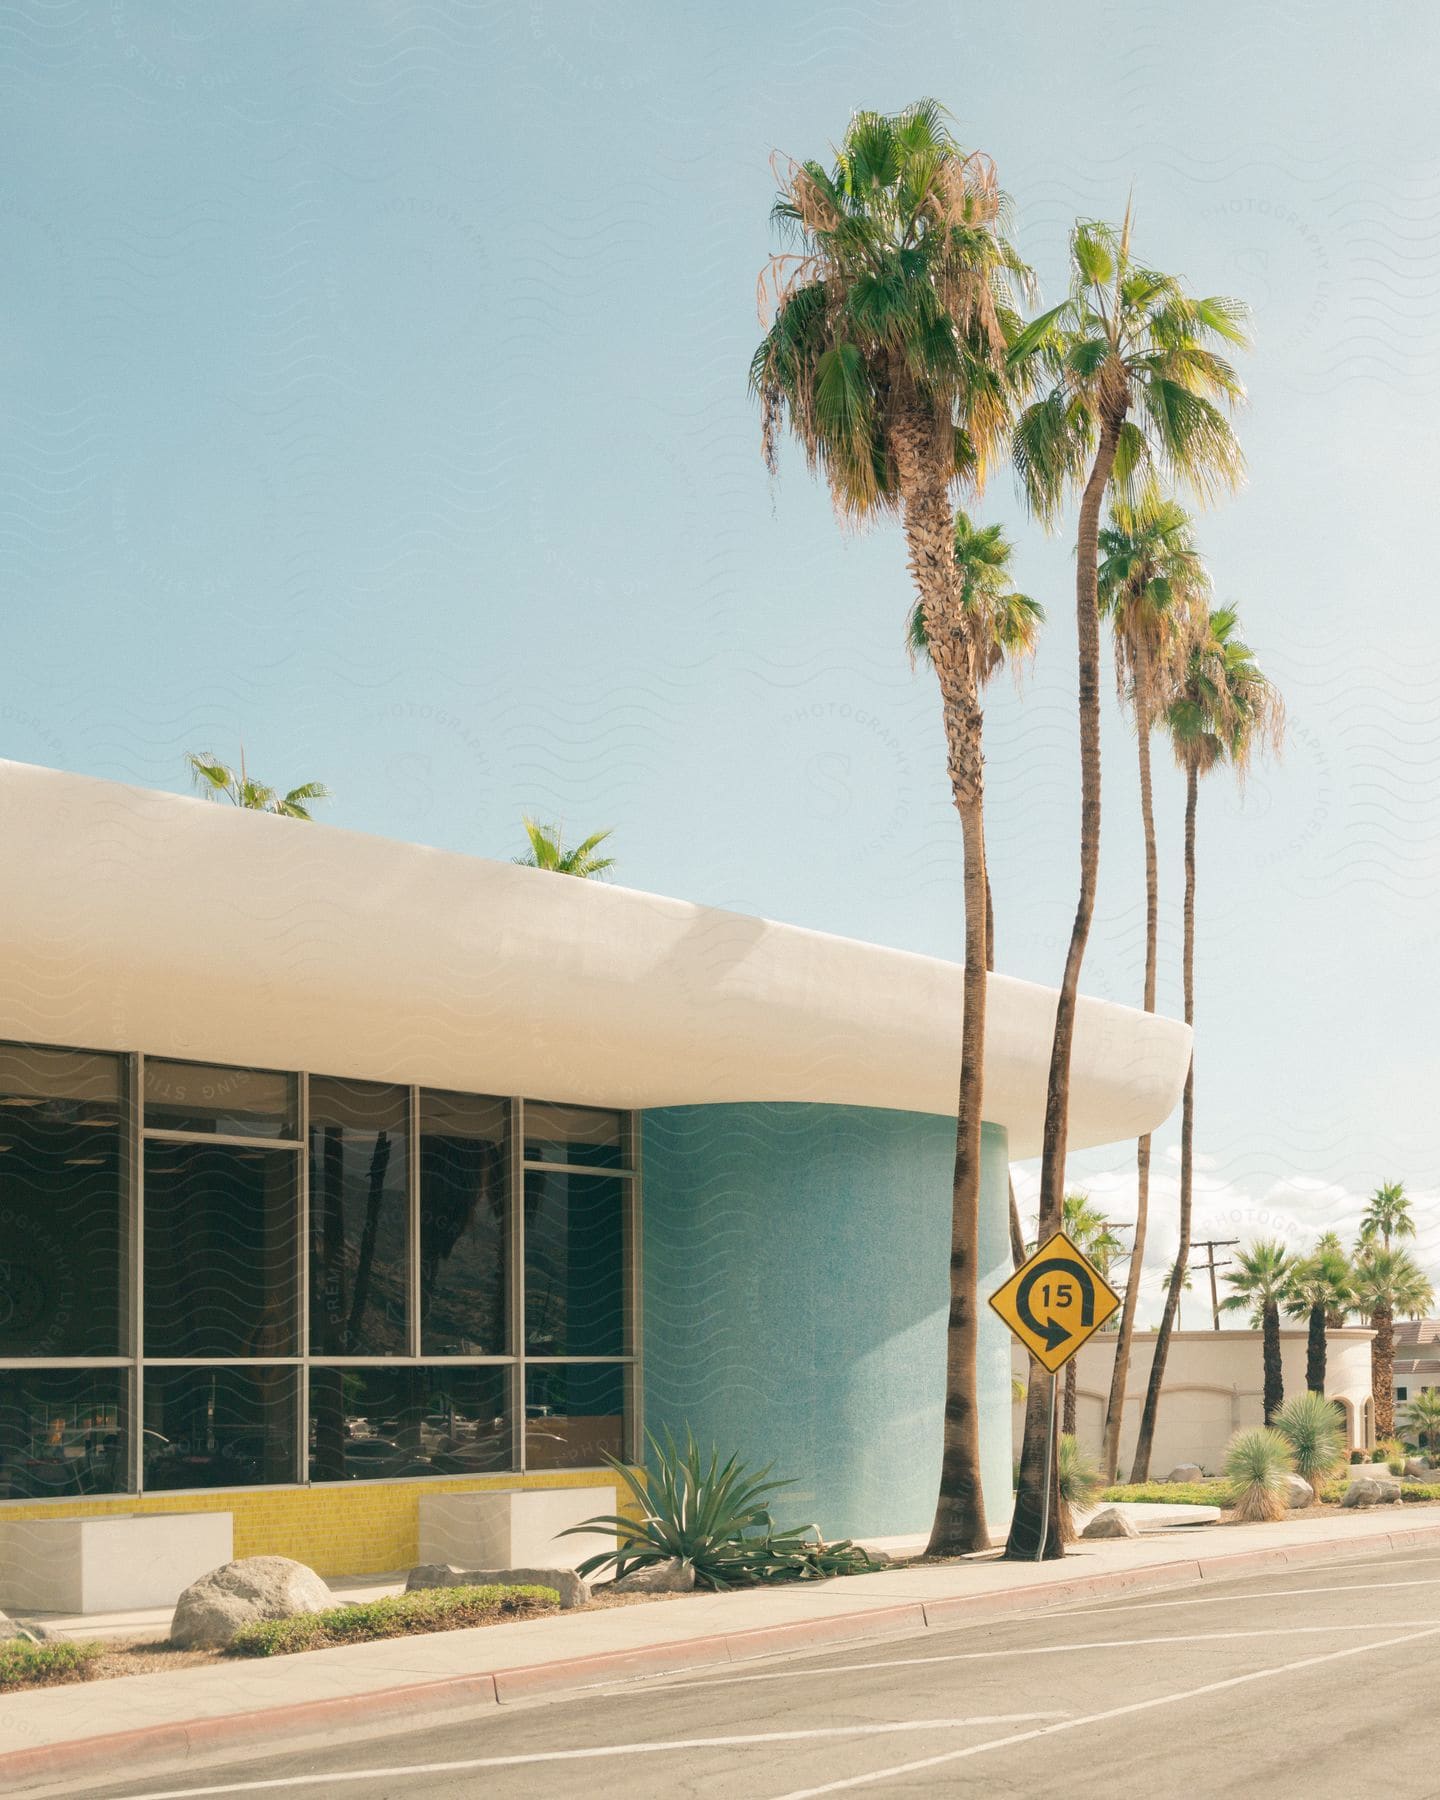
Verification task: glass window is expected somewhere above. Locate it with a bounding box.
[142,1365,298,1489]
[419,1090,508,1356]
[523,1102,622,1169]
[145,1061,296,1139]
[524,1171,625,1357]
[0,1045,127,1358]
[144,1143,299,1358]
[309,1366,510,1483]
[0,1368,131,1498]
[308,1078,409,1355]
[525,1364,624,1470]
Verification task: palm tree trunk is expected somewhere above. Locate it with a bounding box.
[1008,416,1121,1559]
[1263,1300,1283,1423]
[1102,703,1159,1481]
[890,416,990,1558]
[1373,1306,1395,1439]
[1131,760,1198,1481]
[1063,1358,1078,1438]
[991,875,1026,1278]
[1307,1301,1327,1395]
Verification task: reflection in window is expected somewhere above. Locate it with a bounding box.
[308,1078,408,1355]
[143,1366,297,1490]
[144,1144,298,1358]
[0,1368,130,1498]
[419,1090,507,1355]
[523,1102,622,1169]
[144,1061,296,1139]
[525,1364,624,1470]
[524,1171,625,1357]
[309,1366,510,1483]
[0,1045,127,1358]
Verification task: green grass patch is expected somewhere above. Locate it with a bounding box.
[0,1639,105,1692]
[227,1583,561,1658]
[1099,1481,1235,1507]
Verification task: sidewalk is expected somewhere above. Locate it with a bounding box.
[4,1508,1439,1794]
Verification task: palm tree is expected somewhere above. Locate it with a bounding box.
[1006,217,1249,1558]
[1351,1247,1434,1439]
[186,750,330,820]
[1402,1389,1440,1460]
[753,100,1030,1558]
[1219,1239,1298,1424]
[1060,1193,1124,1437]
[1096,498,1208,1481]
[1359,1181,1415,1254]
[908,513,1044,1278]
[1284,1239,1353,1395]
[1129,603,1283,1479]
[514,818,616,878]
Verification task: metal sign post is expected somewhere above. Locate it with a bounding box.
[990,1230,1122,1561]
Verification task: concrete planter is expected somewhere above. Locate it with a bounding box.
[418,1487,617,1572]
[0,1512,233,1613]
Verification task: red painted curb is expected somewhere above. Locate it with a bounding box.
[3,1520,1437,1792]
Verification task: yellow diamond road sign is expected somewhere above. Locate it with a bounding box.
[989,1229,1121,1373]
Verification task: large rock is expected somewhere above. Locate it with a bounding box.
[171,1557,332,1649]
[609,1557,697,1594]
[1341,1478,1400,1509]
[1165,1464,1206,1484]
[406,1563,589,1609]
[1081,1507,1139,1540]
[1283,1475,1315,1510]
[1406,1459,1434,1481]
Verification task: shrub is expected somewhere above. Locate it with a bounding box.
[1099,1481,1236,1507]
[1350,1448,1366,1464]
[1273,1392,1346,1496]
[563,1428,878,1591]
[1224,1427,1294,1522]
[228,1585,559,1658]
[1058,1434,1104,1509]
[1371,1448,1389,1463]
[0,1640,104,1692]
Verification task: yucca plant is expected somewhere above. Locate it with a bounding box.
[1272,1391,1345,1497]
[1058,1433,1104,1510]
[1224,1427,1294,1522]
[562,1428,874,1591]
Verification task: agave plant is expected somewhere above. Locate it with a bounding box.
[1272,1391,1345,1498]
[563,1428,875,1591]
[1224,1426,1294,1523]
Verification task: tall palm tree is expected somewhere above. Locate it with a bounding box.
[1006,218,1249,1558]
[1351,1247,1434,1439]
[1096,498,1208,1481]
[908,512,1044,1277]
[1359,1181,1415,1254]
[1130,603,1283,1479]
[514,818,616,878]
[186,750,330,820]
[1059,1193,1124,1437]
[1220,1239,1297,1423]
[753,100,1031,1558]
[1284,1239,1353,1395]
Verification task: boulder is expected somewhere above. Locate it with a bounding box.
[1165,1465,1205,1484]
[170,1556,332,1649]
[1282,1475,1314,1510]
[1341,1477,1400,1509]
[405,1563,589,1610]
[608,1557,697,1594]
[1081,1507,1139,1540]
[1406,1459,1434,1482]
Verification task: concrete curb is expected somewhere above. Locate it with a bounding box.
[6,1518,1440,1794]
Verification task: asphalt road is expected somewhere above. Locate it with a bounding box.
[62,1546,1440,1799]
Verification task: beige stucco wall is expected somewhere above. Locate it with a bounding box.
[1011,1328,1376,1477]
[0,760,1192,1153]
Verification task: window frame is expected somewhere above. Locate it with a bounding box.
[0,1044,642,1504]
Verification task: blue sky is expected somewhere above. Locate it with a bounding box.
[6,2,1439,1313]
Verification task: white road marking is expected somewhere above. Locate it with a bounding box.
[100,1715,1070,1798]
[644,1619,1440,1691]
[765,1621,1440,1798]
[1059,1574,1440,1617]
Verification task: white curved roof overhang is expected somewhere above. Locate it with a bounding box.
[0,762,1190,1158]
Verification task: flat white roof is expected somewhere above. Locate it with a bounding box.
[0,761,1189,1156]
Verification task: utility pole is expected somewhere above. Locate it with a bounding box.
[1190,1239,1239,1331]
